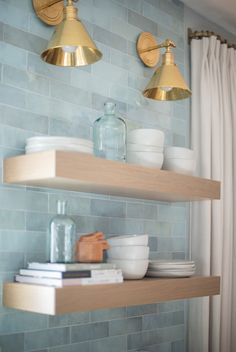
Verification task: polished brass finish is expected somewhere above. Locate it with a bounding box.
[137,32,191,101]
[143,49,191,101]
[34,0,62,12]
[188,28,236,49]
[139,39,176,54]
[136,32,160,67]
[40,0,102,66]
[32,0,64,26]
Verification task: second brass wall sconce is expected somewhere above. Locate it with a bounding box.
[137,32,191,101]
[32,0,102,67]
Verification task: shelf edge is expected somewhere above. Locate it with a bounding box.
[3,276,220,315]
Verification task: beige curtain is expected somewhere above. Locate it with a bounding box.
[189,36,235,352]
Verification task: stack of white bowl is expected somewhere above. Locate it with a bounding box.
[106,234,149,279]
[163,146,196,175]
[25,136,93,155]
[126,129,165,169]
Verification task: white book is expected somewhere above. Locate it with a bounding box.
[15,274,123,287]
[19,268,123,279]
[27,262,117,272]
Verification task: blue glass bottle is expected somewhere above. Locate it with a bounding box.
[93,102,126,162]
[49,200,76,263]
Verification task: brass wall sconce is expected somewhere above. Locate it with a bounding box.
[137,32,191,101]
[32,0,102,67]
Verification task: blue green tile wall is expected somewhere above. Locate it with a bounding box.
[0,0,189,351]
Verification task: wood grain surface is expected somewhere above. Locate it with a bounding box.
[3,276,220,315]
[3,151,221,202]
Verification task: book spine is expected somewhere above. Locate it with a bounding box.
[79,276,123,285]
[63,270,122,278]
[19,270,123,279]
[90,269,122,278]
[65,263,117,271]
[61,271,91,278]
[19,269,61,279]
[15,275,123,287]
[28,263,117,271]
[27,263,66,271]
[15,275,62,287]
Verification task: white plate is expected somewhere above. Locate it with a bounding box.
[148,265,195,270]
[148,267,195,272]
[149,260,195,267]
[147,271,196,276]
[26,143,92,150]
[149,260,195,264]
[149,263,195,269]
[148,266,196,273]
[26,136,93,147]
[25,144,93,154]
[146,270,195,277]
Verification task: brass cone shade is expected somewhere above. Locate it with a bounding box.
[143,51,191,101]
[41,2,102,67]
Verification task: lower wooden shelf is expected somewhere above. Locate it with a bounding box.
[3,276,220,315]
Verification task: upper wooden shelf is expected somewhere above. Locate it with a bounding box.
[3,151,220,201]
[3,276,220,315]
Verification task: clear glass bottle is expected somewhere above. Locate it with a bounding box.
[49,200,76,263]
[93,102,126,162]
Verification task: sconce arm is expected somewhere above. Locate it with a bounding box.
[139,39,176,54]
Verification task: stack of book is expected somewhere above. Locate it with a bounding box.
[15,262,123,287]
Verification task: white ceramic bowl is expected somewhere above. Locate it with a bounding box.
[128,129,165,147]
[107,245,149,260]
[127,143,163,153]
[163,158,196,175]
[164,146,196,160]
[107,259,149,279]
[107,234,148,247]
[127,151,164,169]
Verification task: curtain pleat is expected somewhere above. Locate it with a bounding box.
[189,37,211,352]
[189,37,236,352]
[209,37,222,352]
[231,48,236,350]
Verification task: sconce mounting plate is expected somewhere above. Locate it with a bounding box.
[32,0,64,26]
[136,32,160,68]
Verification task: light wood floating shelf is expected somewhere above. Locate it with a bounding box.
[3,151,220,201]
[3,276,220,315]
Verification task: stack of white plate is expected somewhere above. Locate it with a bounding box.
[146,260,195,278]
[107,234,149,280]
[163,146,196,175]
[25,136,93,155]
[126,129,165,169]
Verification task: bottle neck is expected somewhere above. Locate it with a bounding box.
[57,201,67,215]
[104,102,116,116]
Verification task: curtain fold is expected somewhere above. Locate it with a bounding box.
[189,37,212,352]
[189,36,236,352]
[231,48,236,350]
